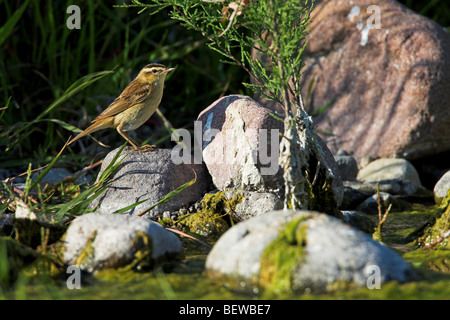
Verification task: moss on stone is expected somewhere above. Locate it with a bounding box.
[3,200,450,299]
[174,191,244,240]
[75,230,97,268]
[259,215,310,293]
[122,231,154,270]
[178,210,228,240]
[403,248,450,274]
[416,190,450,249]
[201,190,244,218]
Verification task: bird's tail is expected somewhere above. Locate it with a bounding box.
[68,117,114,145]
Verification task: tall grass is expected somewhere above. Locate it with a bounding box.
[0,1,448,218]
[0,1,247,173]
[1,1,447,173]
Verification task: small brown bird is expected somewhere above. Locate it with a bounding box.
[68,63,174,152]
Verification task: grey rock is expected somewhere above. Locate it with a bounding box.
[88,148,211,219]
[292,212,418,291]
[340,185,370,210]
[334,154,359,181]
[433,170,450,204]
[341,210,375,234]
[356,192,406,215]
[341,178,434,210]
[0,169,22,183]
[206,210,296,279]
[197,95,285,193]
[32,167,73,185]
[0,214,13,236]
[197,95,343,206]
[357,158,421,186]
[206,210,418,292]
[3,168,74,192]
[344,179,431,198]
[63,212,182,271]
[224,190,283,221]
[359,155,376,169]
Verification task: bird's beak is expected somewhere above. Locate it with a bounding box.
[163,68,175,74]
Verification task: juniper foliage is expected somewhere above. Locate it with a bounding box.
[123,0,342,213]
[120,0,314,115]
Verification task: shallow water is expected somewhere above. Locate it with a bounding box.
[2,204,450,300]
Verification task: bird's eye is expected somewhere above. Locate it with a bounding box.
[152,69,158,74]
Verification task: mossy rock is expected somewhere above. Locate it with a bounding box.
[416,189,450,249]
[178,211,229,240]
[63,213,182,272]
[174,191,244,240]
[259,216,310,292]
[206,210,418,295]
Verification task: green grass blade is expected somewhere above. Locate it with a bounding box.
[1,70,115,152]
[37,69,115,121]
[53,183,106,219]
[113,198,151,214]
[0,0,30,47]
[0,239,9,288]
[97,144,128,182]
[54,144,129,219]
[26,139,69,194]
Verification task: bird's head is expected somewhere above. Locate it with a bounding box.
[138,63,174,84]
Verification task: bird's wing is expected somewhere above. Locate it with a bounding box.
[92,80,152,122]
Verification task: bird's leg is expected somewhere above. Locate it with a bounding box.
[117,126,140,151]
[117,126,155,152]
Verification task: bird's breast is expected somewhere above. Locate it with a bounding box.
[113,89,163,132]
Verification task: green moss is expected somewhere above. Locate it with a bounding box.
[259,215,310,293]
[434,188,450,205]
[179,211,228,240]
[416,190,450,249]
[172,191,244,241]
[74,230,97,269]
[4,191,450,299]
[403,248,450,274]
[201,191,244,218]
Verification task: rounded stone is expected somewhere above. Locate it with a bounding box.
[206,210,418,292]
[433,170,450,204]
[88,148,211,218]
[63,212,182,271]
[357,158,421,186]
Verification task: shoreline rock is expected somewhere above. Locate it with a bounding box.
[63,212,182,271]
[206,210,419,293]
[88,148,211,219]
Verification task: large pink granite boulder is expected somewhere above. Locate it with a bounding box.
[256,0,450,161]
